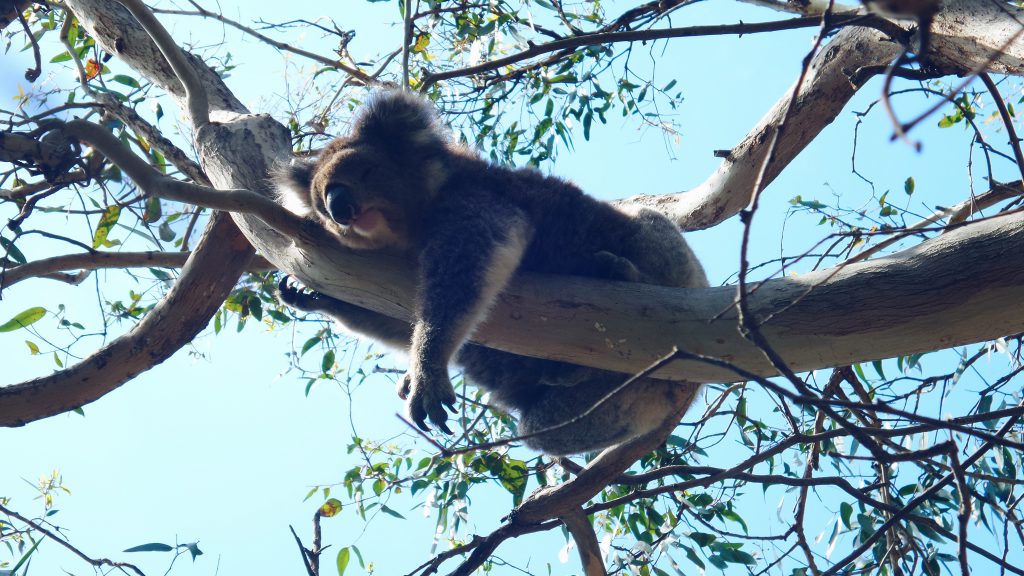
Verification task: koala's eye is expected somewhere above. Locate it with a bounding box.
[324,183,356,224]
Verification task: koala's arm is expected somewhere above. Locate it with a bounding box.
[277,277,412,349]
[401,204,532,434]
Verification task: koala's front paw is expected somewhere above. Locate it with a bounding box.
[397,367,457,434]
[277,275,321,309]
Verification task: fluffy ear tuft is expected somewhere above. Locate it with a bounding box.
[352,91,448,156]
[272,159,316,216]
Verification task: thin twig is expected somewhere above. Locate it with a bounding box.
[0,502,147,576]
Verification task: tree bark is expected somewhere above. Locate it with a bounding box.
[246,207,1024,385]
[0,0,289,427]
[3,0,1022,426]
[627,0,1024,231]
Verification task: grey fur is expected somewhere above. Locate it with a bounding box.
[275,91,708,455]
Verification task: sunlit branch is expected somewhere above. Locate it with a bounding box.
[151,3,375,85]
[116,0,210,125]
[59,119,308,240]
[0,251,273,288]
[0,502,147,576]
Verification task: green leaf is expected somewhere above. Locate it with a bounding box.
[379,504,405,519]
[186,542,203,560]
[92,205,121,248]
[0,236,27,264]
[301,336,320,356]
[682,545,705,569]
[336,547,351,575]
[840,502,853,528]
[321,349,336,373]
[50,51,73,63]
[546,73,577,84]
[124,542,175,553]
[904,176,915,195]
[498,458,528,504]
[0,307,46,332]
[143,197,162,223]
[689,532,716,547]
[158,221,176,242]
[871,360,886,380]
[25,340,40,354]
[111,74,141,88]
[411,33,430,54]
[320,498,343,517]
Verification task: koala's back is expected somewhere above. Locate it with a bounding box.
[437,155,707,289]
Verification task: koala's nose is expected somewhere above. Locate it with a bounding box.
[324,183,357,224]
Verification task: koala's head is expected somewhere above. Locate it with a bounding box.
[275,91,451,251]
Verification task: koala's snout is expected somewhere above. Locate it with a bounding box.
[325,183,357,225]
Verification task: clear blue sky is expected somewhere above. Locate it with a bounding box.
[2,1,1019,574]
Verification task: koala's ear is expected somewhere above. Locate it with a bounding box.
[352,91,448,156]
[272,159,316,215]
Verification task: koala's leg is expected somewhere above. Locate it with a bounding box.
[615,206,709,289]
[518,375,699,456]
[277,276,412,349]
[401,210,532,434]
[513,387,692,524]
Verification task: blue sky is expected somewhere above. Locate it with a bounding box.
[3,1,1021,574]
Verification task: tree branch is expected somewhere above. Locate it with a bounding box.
[116,0,209,125]
[420,15,865,89]
[626,0,1023,231]
[1,251,273,288]
[247,197,1024,385]
[0,0,290,428]
[561,508,606,576]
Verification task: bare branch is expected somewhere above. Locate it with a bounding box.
[116,0,209,125]
[57,119,309,240]
[1,251,273,288]
[0,502,147,576]
[151,4,375,85]
[420,15,865,90]
[561,508,606,576]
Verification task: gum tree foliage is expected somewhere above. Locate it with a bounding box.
[2,0,1024,575]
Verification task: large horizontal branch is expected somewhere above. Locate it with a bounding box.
[243,206,1024,384]
[629,0,1024,230]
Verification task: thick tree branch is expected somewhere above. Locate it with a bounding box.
[561,509,605,576]
[237,189,1024,385]
[116,0,209,125]
[626,25,902,229]
[627,0,1024,230]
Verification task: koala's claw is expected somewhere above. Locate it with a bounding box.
[401,369,457,435]
[277,275,319,308]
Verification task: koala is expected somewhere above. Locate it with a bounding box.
[275,91,708,455]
